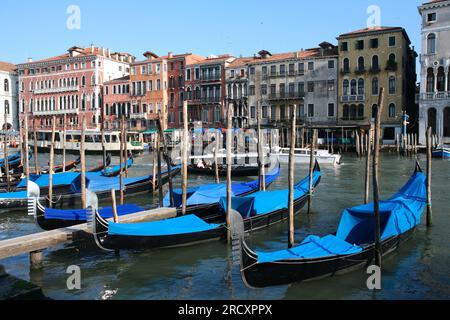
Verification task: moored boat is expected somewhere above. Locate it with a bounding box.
[274,147,341,166]
[432,145,450,158]
[89,162,321,250]
[235,162,427,288]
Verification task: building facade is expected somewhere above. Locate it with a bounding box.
[418,0,450,144]
[103,76,131,130]
[337,27,417,143]
[0,62,19,131]
[245,44,339,130]
[17,46,133,132]
[225,57,251,128]
[185,55,236,126]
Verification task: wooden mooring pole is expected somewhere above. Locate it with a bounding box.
[48,116,56,208]
[119,116,125,205]
[33,118,39,175]
[307,129,317,215]
[373,87,384,268]
[355,130,360,157]
[181,101,188,215]
[62,114,66,172]
[288,104,297,248]
[226,103,233,244]
[111,189,119,223]
[257,102,265,191]
[426,127,432,227]
[364,123,373,204]
[80,115,86,208]
[24,113,30,183]
[3,112,10,192]
[152,132,157,194]
[124,120,128,178]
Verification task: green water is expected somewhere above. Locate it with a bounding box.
[0,152,449,300]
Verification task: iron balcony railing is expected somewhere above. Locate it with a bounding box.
[417,91,450,101]
[340,95,365,103]
[268,92,306,100]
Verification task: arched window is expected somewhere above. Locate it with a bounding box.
[444,107,450,137]
[350,104,357,119]
[5,100,10,115]
[428,108,437,134]
[372,55,379,71]
[389,76,396,94]
[427,33,436,54]
[343,58,350,72]
[372,104,378,120]
[372,77,379,95]
[357,78,364,95]
[388,103,396,118]
[427,68,435,92]
[350,79,357,95]
[4,79,9,92]
[357,57,365,71]
[437,67,445,92]
[357,104,364,119]
[343,79,349,95]
[343,104,350,119]
[81,76,86,86]
[389,54,396,63]
[81,94,86,110]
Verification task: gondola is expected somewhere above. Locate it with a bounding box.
[187,163,269,177]
[165,163,282,219]
[29,165,181,213]
[88,154,112,172]
[29,183,149,230]
[40,157,81,174]
[101,157,133,177]
[89,162,321,251]
[235,162,427,288]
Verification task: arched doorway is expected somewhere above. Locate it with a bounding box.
[428,108,437,135]
[444,107,450,137]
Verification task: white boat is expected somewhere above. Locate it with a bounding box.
[29,130,144,153]
[274,147,341,166]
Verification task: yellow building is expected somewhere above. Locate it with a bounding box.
[337,27,417,143]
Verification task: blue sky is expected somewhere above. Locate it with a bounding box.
[0,0,425,64]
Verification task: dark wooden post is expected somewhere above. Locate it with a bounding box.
[124,119,128,178]
[426,126,432,227]
[181,101,188,215]
[101,108,107,169]
[152,132,157,194]
[355,130,360,157]
[62,114,66,172]
[288,104,297,248]
[24,113,30,184]
[373,87,384,267]
[33,118,39,174]
[157,114,173,207]
[111,189,119,223]
[226,103,233,244]
[48,116,56,208]
[119,116,124,205]
[80,115,86,208]
[257,102,265,191]
[364,123,372,204]
[3,111,10,192]
[307,129,317,215]
[157,133,163,207]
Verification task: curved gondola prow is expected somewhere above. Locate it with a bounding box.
[86,191,114,252]
[230,209,245,267]
[313,158,321,173]
[27,180,40,218]
[414,159,423,173]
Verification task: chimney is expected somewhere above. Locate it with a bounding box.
[168,52,173,58]
[27,57,33,63]
[101,47,105,56]
[91,44,95,53]
[294,52,299,59]
[107,48,111,58]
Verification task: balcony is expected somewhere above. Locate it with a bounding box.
[339,116,367,122]
[340,68,351,75]
[355,67,366,75]
[33,85,79,95]
[200,96,221,104]
[340,95,365,103]
[418,91,450,101]
[385,61,398,72]
[369,66,381,74]
[129,113,147,120]
[33,108,79,116]
[200,75,221,82]
[268,92,305,100]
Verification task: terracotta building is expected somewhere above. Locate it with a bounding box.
[103,75,131,130]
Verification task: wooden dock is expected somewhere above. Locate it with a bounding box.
[0,207,177,264]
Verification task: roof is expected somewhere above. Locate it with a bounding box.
[337,26,411,44]
[246,47,337,66]
[104,75,130,84]
[17,46,134,66]
[419,0,449,10]
[0,61,17,73]
[187,55,234,67]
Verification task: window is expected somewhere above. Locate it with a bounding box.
[214,106,221,122]
[261,84,267,95]
[328,103,334,117]
[307,82,314,93]
[343,58,350,73]
[350,79,357,95]
[289,64,295,75]
[249,85,255,96]
[357,57,365,71]
[428,12,437,22]
[327,80,335,92]
[195,68,200,79]
[4,79,9,92]
[298,82,305,94]
[279,64,285,76]
[389,36,396,47]
[308,62,314,71]
[271,105,276,120]
[149,80,153,91]
[298,63,305,74]
[262,66,268,75]
[250,106,256,118]
[131,67,136,75]
[341,42,348,52]
[358,78,364,95]
[389,76,396,94]
[356,40,364,50]
[157,80,161,91]
[372,77,379,95]
[249,67,255,75]
[427,33,436,54]
[270,65,276,76]
[343,79,349,95]
[141,65,146,74]
[307,104,314,117]
[186,69,191,81]
[372,55,379,71]
[328,60,335,69]
[388,103,396,118]
[370,38,379,49]
[262,106,268,118]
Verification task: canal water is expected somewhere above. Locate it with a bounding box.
[0,152,449,300]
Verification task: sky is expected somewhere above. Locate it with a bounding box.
[0,0,426,64]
